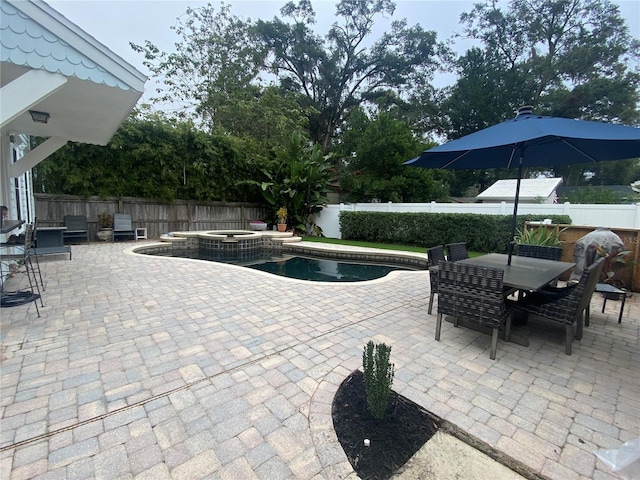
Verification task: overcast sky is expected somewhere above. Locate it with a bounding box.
[47,0,640,105]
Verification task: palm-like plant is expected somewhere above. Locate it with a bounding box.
[244,133,331,234]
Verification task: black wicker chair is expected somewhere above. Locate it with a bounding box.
[516,244,563,261]
[435,261,512,360]
[510,257,604,355]
[516,244,564,292]
[445,242,469,261]
[427,245,446,314]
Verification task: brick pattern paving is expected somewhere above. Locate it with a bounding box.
[0,242,638,479]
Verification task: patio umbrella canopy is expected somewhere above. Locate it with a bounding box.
[405,107,640,264]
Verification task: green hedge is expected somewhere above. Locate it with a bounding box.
[339,211,572,253]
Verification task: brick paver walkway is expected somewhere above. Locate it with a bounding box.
[1,241,638,479]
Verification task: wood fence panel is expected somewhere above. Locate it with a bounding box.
[35,194,268,241]
[528,223,640,291]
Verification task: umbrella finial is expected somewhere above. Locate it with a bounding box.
[516,105,534,117]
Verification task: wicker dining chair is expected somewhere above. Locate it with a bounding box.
[445,242,469,261]
[435,261,512,360]
[510,257,604,355]
[516,244,563,261]
[427,245,446,314]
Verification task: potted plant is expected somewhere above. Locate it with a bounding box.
[515,224,566,260]
[249,220,267,231]
[96,212,113,241]
[276,207,287,232]
[515,224,564,246]
[596,245,638,293]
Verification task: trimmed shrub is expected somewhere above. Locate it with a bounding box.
[362,341,395,420]
[340,211,572,252]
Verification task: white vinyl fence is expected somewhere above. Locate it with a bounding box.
[316,202,640,239]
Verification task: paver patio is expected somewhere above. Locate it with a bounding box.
[0,241,638,479]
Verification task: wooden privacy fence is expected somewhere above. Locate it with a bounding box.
[34,194,269,241]
[526,223,640,292]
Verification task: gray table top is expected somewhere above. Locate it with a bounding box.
[458,253,576,291]
[0,219,25,234]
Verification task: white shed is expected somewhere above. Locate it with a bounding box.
[476,178,563,204]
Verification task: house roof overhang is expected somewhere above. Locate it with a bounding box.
[1,0,147,147]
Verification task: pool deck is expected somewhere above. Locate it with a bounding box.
[0,241,638,479]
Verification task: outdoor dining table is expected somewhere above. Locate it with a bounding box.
[434,253,576,347]
[458,253,576,292]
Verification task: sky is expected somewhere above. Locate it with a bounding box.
[47,0,640,106]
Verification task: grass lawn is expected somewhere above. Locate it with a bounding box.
[301,236,484,257]
[301,236,427,253]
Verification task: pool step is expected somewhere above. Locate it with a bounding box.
[281,236,302,243]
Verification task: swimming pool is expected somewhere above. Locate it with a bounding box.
[134,230,428,282]
[140,247,419,282]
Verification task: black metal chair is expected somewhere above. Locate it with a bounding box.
[1,224,43,316]
[445,242,469,261]
[427,245,446,314]
[510,257,605,355]
[435,261,512,360]
[516,244,563,261]
[29,218,44,290]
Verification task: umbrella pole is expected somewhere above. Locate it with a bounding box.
[507,151,524,266]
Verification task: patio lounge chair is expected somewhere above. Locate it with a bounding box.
[510,257,604,355]
[427,245,445,314]
[445,242,469,261]
[435,261,512,360]
[113,214,135,242]
[63,215,89,245]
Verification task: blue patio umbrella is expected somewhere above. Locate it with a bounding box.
[405,107,640,264]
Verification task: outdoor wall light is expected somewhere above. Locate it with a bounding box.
[29,110,50,124]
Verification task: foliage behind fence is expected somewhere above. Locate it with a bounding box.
[35,194,268,240]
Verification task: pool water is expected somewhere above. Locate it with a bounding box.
[250,256,414,282]
[142,249,417,282]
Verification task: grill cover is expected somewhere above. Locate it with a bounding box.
[569,227,624,282]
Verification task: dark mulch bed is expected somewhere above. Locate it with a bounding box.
[332,370,440,480]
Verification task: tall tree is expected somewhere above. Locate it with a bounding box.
[436,0,639,191]
[131,4,258,121]
[452,0,639,125]
[339,109,449,202]
[255,0,441,150]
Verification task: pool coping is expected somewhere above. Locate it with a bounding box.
[126,240,429,285]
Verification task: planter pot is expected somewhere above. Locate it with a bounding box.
[96,228,112,241]
[277,223,287,232]
[249,222,267,231]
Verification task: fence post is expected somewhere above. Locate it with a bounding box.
[635,203,640,229]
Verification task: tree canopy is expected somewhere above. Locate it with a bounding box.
[41,0,639,207]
